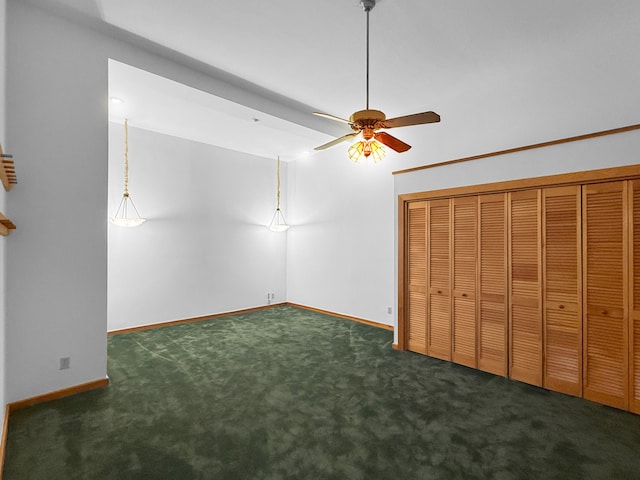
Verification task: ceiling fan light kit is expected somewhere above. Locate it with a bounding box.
[348,139,385,163]
[313,0,440,163]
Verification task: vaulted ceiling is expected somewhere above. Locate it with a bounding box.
[22,0,640,162]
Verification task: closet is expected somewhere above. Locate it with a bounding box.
[400,166,640,413]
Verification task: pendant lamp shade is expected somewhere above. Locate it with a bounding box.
[268,208,289,232]
[268,156,289,232]
[110,119,146,227]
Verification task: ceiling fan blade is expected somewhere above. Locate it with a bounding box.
[313,112,352,125]
[380,111,440,129]
[374,131,412,153]
[314,133,359,151]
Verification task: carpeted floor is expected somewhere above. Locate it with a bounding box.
[4,305,640,479]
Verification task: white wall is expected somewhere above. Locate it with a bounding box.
[395,130,640,197]
[5,0,108,402]
[108,124,287,331]
[377,2,640,175]
[287,150,396,326]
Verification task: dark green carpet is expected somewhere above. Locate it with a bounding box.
[5,306,640,479]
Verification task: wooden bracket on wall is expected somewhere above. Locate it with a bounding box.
[0,214,16,236]
[0,144,17,191]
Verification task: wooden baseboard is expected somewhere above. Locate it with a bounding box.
[392,343,402,350]
[109,303,287,335]
[109,302,395,334]
[8,377,110,412]
[286,302,394,331]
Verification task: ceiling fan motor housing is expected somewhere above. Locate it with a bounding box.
[349,109,386,136]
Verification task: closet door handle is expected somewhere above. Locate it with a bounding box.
[462,293,467,297]
[601,309,608,315]
[437,290,442,294]
[559,304,564,309]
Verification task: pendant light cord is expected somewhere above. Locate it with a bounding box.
[276,156,281,210]
[123,119,130,197]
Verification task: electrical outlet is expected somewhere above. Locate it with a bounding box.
[59,357,71,370]
[387,307,393,314]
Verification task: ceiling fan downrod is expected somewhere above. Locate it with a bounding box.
[361,0,376,110]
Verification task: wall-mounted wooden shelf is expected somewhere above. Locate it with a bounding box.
[0,144,17,191]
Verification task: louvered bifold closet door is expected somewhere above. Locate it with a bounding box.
[508,190,542,386]
[427,199,452,360]
[452,197,477,368]
[477,193,508,376]
[542,186,582,397]
[407,202,428,354]
[630,180,640,414]
[583,181,629,410]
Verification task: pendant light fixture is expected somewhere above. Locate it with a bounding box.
[110,119,146,227]
[268,156,289,232]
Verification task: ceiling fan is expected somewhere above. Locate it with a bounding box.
[314,0,440,162]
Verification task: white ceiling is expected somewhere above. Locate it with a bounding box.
[108,60,334,161]
[26,0,640,161]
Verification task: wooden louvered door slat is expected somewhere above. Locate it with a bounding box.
[508,190,542,386]
[630,180,640,414]
[407,202,428,354]
[452,196,477,368]
[427,199,451,360]
[477,193,508,376]
[583,181,629,410]
[542,185,582,397]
